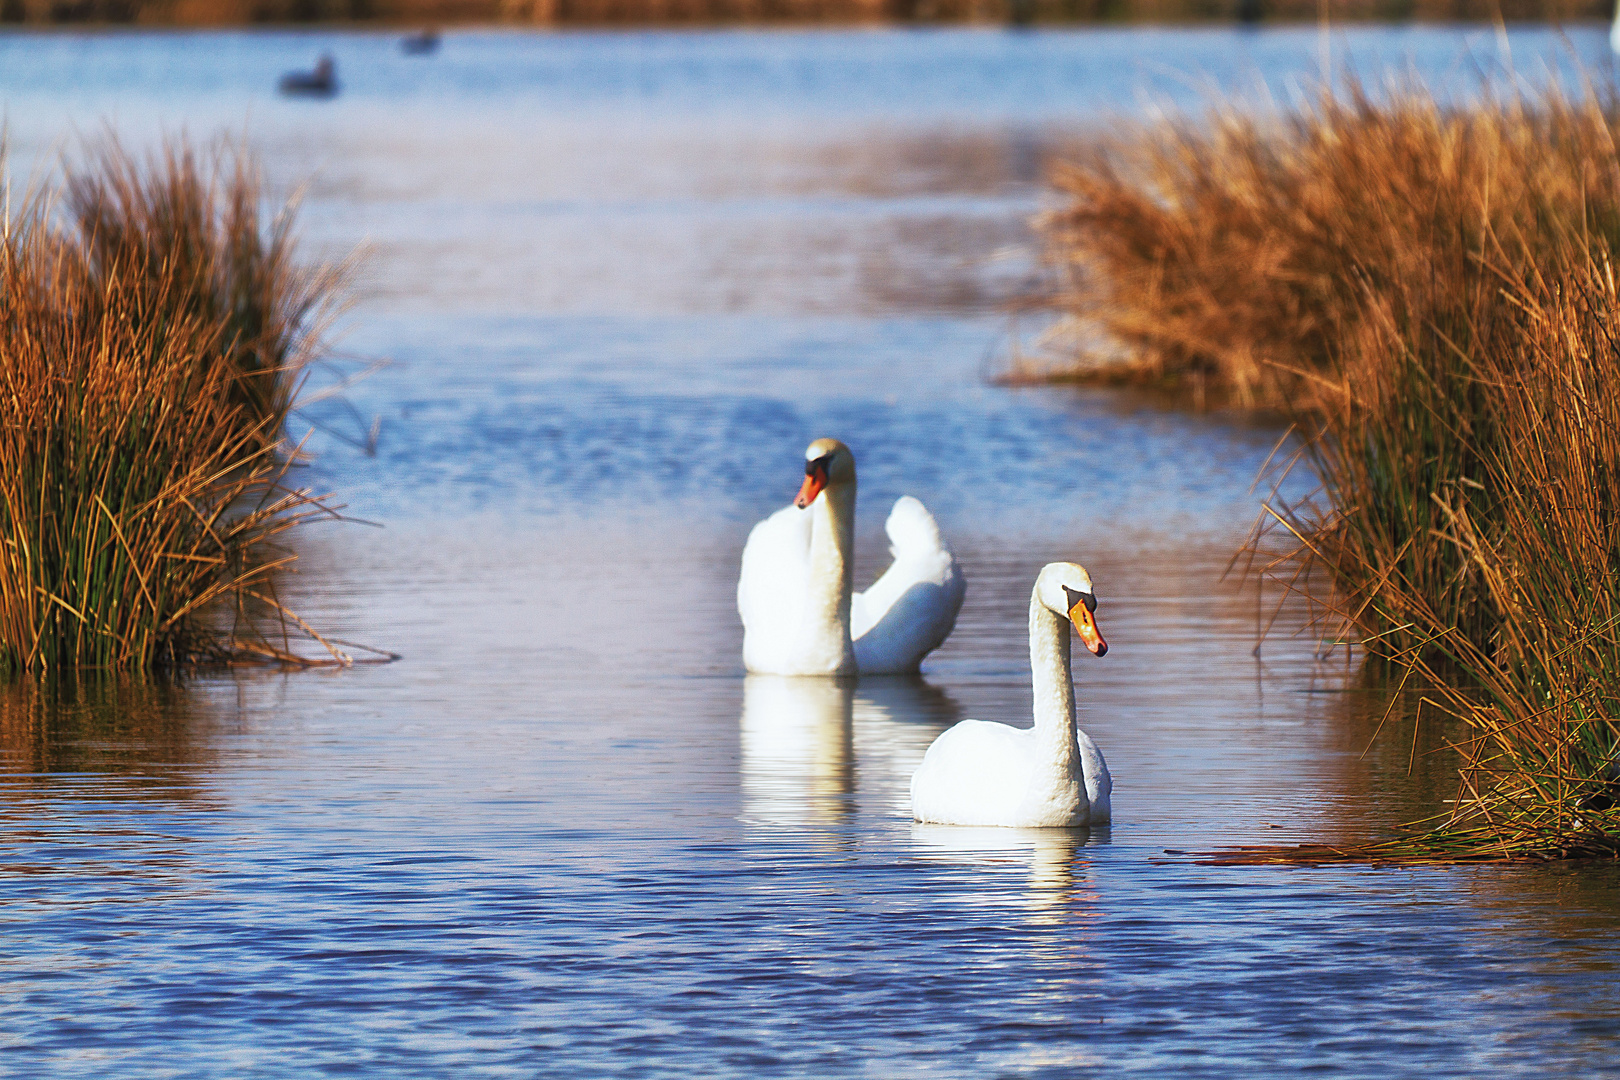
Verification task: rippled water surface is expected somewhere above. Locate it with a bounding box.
[4,24,1620,1078]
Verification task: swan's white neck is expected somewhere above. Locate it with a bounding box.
[1028,591,1079,793]
[805,478,856,674]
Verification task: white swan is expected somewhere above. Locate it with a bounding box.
[910,562,1111,828]
[738,438,965,676]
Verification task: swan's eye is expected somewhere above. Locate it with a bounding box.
[1062,586,1097,613]
[805,456,830,477]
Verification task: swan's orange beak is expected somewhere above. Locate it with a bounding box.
[795,461,828,509]
[1070,600,1107,656]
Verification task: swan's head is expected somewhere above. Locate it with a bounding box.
[795,438,855,509]
[1036,562,1107,657]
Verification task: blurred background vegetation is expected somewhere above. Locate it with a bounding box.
[1,0,1607,29]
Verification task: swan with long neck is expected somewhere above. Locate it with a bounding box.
[910,562,1110,827]
[738,439,964,676]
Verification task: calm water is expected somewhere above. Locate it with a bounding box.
[4,25,1620,1077]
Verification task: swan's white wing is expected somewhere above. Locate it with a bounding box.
[1076,728,1112,824]
[739,503,814,674]
[852,496,966,674]
[912,719,1097,828]
[910,720,1033,826]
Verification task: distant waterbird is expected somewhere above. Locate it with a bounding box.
[279,54,338,98]
[401,29,440,55]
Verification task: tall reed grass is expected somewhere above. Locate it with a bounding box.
[1261,243,1620,857]
[64,141,344,444]
[0,140,347,673]
[1040,82,1620,855]
[1038,83,1620,409]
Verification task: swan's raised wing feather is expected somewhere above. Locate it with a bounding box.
[852,496,965,674]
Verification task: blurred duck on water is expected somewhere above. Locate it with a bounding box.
[401,29,441,55]
[279,55,337,98]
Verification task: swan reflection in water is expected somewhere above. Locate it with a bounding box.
[909,824,1103,920]
[740,675,855,826]
[739,674,962,827]
[851,675,963,816]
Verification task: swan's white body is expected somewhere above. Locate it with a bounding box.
[739,441,965,676]
[911,563,1111,828]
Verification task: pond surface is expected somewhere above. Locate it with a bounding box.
[4,24,1620,1078]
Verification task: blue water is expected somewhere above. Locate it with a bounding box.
[1,24,1619,1078]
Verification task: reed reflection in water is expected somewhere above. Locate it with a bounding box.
[0,677,222,887]
[0,677,216,792]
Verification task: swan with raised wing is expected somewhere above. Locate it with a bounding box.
[911,562,1111,828]
[738,438,965,676]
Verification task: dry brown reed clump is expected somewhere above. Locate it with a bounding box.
[1042,80,1620,857]
[1258,244,1620,859]
[1037,82,1620,411]
[0,140,351,674]
[63,141,346,445]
